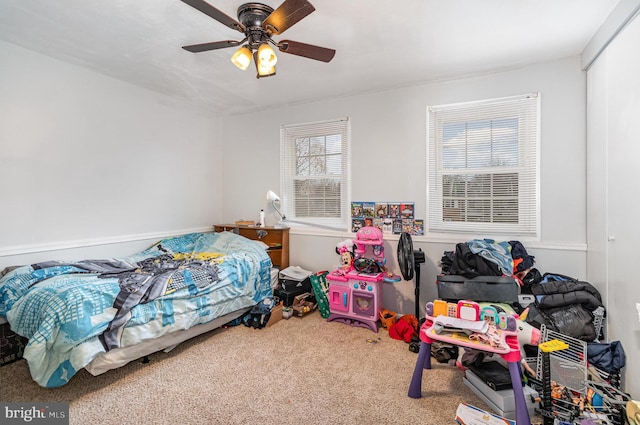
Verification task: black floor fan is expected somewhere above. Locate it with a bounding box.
[397,232,426,319]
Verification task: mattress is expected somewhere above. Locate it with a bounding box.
[85,308,248,376]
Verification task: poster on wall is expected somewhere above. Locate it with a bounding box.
[413,219,424,236]
[362,202,375,218]
[400,203,415,219]
[352,218,365,232]
[351,202,363,218]
[351,201,423,236]
[388,203,400,218]
[375,203,388,218]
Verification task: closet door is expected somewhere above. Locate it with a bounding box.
[603,14,640,395]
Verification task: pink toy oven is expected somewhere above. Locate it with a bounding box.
[326,271,383,332]
[326,226,385,332]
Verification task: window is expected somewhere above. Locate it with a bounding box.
[280,118,351,230]
[427,94,539,237]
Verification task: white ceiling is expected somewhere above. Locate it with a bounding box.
[0,0,619,116]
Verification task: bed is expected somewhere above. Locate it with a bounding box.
[0,231,273,387]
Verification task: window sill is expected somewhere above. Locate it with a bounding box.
[286,225,586,251]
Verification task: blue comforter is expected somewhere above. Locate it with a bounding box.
[0,232,272,387]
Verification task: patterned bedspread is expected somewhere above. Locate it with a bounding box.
[0,232,272,387]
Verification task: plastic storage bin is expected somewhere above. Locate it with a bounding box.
[436,275,519,304]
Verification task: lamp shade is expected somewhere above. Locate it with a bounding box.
[266,190,280,202]
[253,51,276,78]
[231,46,252,71]
[267,190,285,221]
[257,64,276,78]
[257,43,277,68]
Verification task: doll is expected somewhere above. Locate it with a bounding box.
[335,240,355,273]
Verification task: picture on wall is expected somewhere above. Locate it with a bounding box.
[388,203,400,218]
[400,203,415,219]
[362,202,375,218]
[351,201,423,236]
[352,217,365,232]
[382,218,393,234]
[375,203,388,218]
[392,219,403,235]
[402,218,414,233]
[413,219,424,236]
[351,202,363,218]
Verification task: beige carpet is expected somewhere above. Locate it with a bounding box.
[1,312,498,425]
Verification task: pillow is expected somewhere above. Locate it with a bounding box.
[0,265,20,278]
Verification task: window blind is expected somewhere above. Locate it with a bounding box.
[427,93,540,237]
[280,117,351,230]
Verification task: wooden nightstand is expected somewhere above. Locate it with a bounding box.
[213,224,289,269]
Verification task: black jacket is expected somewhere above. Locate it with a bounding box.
[526,274,604,341]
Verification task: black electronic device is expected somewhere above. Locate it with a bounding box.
[397,232,426,318]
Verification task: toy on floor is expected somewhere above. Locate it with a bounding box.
[326,226,388,332]
[408,299,532,425]
[388,314,419,343]
[379,308,397,329]
[455,303,540,377]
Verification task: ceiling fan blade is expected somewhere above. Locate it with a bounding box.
[182,40,242,53]
[278,40,336,62]
[263,0,315,35]
[180,0,245,33]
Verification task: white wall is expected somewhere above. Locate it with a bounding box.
[587,12,640,399]
[220,56,589,317]
[0,40,223,268]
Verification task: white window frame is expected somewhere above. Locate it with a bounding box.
[426,93,540,238]
[280,117,351,231]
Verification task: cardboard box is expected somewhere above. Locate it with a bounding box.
[0,322,28,367]
[291,293,317,318]
[266,302,283,327]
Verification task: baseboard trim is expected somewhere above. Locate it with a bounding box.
[0,227,213,257]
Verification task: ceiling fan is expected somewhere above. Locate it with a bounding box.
[180,0,336,78]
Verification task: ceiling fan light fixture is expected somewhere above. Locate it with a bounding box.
[256,64,276,78]
[230,45,252,70]
[254,51,276,78]
[257,43,277,68]
[180,0,335,79]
